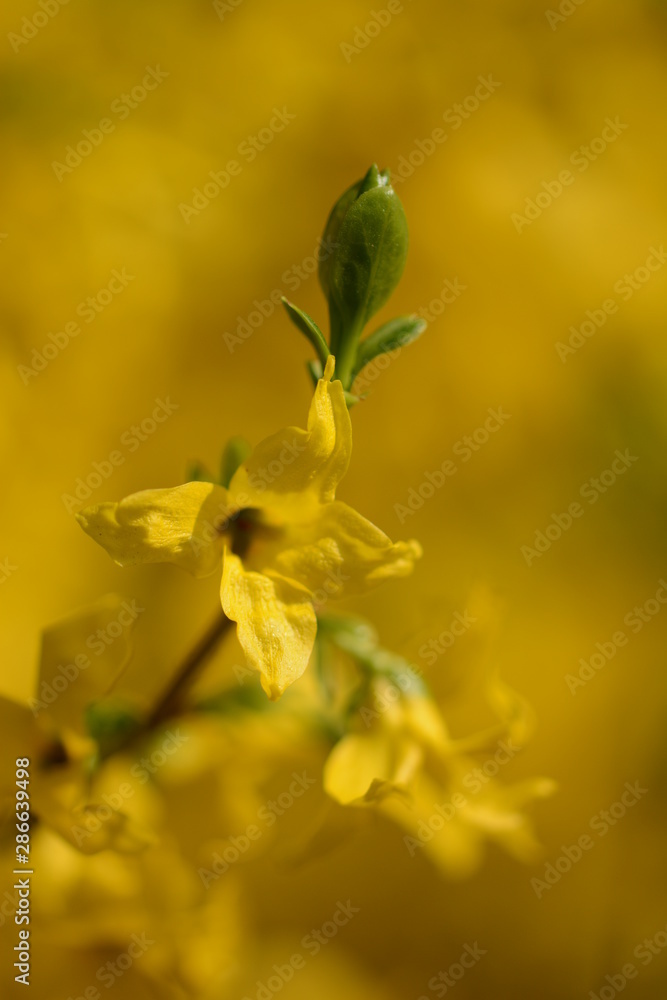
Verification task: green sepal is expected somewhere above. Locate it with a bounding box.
[281,297,330,368]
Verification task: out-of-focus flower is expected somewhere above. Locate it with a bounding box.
[320,616,555,877]
[0,597,151,854]
[23,830,246,999]
[76,357,421,699]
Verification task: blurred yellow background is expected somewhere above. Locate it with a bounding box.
[2,0,667,996]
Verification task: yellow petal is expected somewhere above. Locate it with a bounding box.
[76,481,232,577]
[229,356,351,509]
[402,692,450,752]
[269,501,421,600]
[378,772,485,878]
[34,595,136,739]
[220,551,317,699]
[382,800,484,879]
[323,731,421,804]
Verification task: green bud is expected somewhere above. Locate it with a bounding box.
[320,165,409,388]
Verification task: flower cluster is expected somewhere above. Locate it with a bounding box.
[0,167,553,998]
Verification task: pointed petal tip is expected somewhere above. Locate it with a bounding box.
[260,673,284,701]
[409,539,423,560]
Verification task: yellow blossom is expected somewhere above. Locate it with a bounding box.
[323,662,555,877]
[0,597,146,855]
[76,357,421,699]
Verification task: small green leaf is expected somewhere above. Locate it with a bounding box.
[186,461,216,483]
[281,297,330,368]
[352,315,426,383]
[220,436,252,488]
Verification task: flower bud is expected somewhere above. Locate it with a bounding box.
[319,165,409,386]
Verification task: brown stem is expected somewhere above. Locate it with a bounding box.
[147,612,233,728]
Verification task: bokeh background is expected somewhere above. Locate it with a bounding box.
[2,0,667,996]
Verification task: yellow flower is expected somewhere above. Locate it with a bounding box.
[323,667,555,877]
[76,357,421,700]
[0,597,149,854]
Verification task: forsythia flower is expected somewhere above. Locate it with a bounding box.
[0,597,149,854]
[76,357,421,699]
[322,643,555,877]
